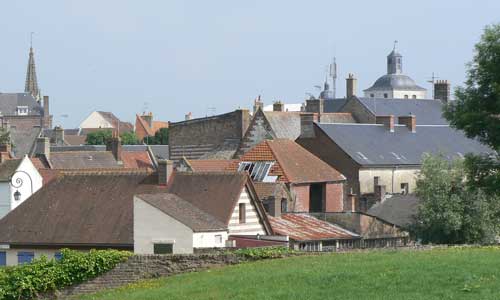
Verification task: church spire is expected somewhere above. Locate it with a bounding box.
[25,33,40,101]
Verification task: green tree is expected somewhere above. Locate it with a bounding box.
[120,131,140,145]
[85,130,112,145]
[413,154,500,244]
[443,23,500,195]
[144,127,168,145]
[0,127,10,145]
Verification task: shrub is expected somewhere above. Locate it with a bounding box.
[232,247,296,259]
[0,249,132,300]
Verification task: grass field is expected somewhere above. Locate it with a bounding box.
[77,247,500,300]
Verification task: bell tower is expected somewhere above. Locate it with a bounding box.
[24,33,41,101]
[387,40,402,75]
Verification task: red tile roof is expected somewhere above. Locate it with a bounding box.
[268,213,360,241]
[121,151,154,170]
[187,159,237,172]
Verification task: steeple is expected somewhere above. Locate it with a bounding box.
[387,40,403,75]
[25,33,40,101]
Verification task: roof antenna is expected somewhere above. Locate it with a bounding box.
[427,72,440,99]
[393,40,398,51]
[329,57,337,98]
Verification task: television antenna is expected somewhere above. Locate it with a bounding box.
[329,57,337,98]
[427,72,440,99]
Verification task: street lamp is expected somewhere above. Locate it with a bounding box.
[9,170,34,202]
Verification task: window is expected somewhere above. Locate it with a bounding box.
[370,94,374,98]
[54,252,63,261]
[239,203,246,223]
[281,199,288,213]
[17,251,34,265]
[383,93,388,98]
[412,95,417,99]
[154,243,173,254]
[214,235,223,245]
[238,161,274,182]
[404,95,409,99]
[401,183,409,195]
[16,106,29,116]
[0,252,5,266]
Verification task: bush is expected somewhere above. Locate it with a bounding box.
[232,247,296,259]
[0,249,132,300]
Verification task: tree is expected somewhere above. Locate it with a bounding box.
[443,23,500,195]
[0,127,10,145]
[85,130,112,145]
[413,154,500,244]
[144,128,168,145]
[120,131,140,145]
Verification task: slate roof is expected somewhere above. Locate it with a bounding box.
[316,123,493,166]
[323,98,349,113]
[0,172,163,246]
[0,93,43,116]
[367,194,421,227]
[320,113,356,123]
[356,97,447,125]
[10,126,41,157]
[198,139,240,160]
[47,150,153,170]
[263,111,301,140]
[137,193,227,232]
[0,159,22,181]
[365,74,426,91]
[268,213,360,241]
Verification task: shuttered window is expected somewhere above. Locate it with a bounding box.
[239,203,246,223]
[0,252,6,266]
[154,244,173,254]
[17,252,34,265]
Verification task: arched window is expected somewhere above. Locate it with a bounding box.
[404,95,409,99]
[412,95,417,99]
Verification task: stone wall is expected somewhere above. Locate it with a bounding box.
[45,254,251,299]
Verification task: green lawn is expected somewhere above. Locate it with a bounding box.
[77,247,500,300]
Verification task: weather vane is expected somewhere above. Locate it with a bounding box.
[30,32,34,48]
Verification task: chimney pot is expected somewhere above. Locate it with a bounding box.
[253,96,264,114]
[346,73,357,98]
[434,80,451,103]
[158,159,174,185]
[106,137,122,163]
[273,101,284,112]
[35,137,50,159]
[185,112,192,121]
[376,115,395,132]
[398,115,416,133]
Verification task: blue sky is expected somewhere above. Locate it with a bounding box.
[1,0,499,128]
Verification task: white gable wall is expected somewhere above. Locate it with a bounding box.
[193,231,228,248]
[79,111,113,129]
[10,156,43,211]
[228,187,266,235]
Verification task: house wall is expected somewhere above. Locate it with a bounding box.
[192,231,228,248]
[358,167,420,194]
[0,183,10,218]
[1,248,60,266]
[363,90,427,100]
[10,156,43,211]
[79,112,113,129]
[339,97,376,123]
[133,198,194,254]
[291,184,310,212]
[2,115,43,131]
[325,182,344,212]
[228,188,266,235]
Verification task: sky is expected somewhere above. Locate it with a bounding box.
[0,0,499,128]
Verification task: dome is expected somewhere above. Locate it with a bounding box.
[364,74,426,92]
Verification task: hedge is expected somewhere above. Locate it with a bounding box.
[0,249,132,300]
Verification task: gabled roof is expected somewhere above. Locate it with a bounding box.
[182,158,237,173]
[0,159,22,181]
[10,126,41,158]
[0,172,163,246]
[262,111,301,140]
[323,98,349,113]
[356,97,447,125]
[367,194,420,227]
[45,150,154,170]
[268,213,360,241]
[0,93,42,116]
[316,123,493,166]
[137,193,227,232]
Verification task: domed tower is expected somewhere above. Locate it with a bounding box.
[364,42,427,99]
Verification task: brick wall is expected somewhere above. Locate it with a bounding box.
[292,184,310,212]
[325,182,344,212]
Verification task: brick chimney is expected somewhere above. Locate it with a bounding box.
[185,112,192,121]
[158,159,174,185]
[305,97,324,114]
[43,96,50,127]
[35,137,50,159]
[253,95,263,114]
[434,80,451,103]
[106,137,122,164]
[300,113,318,138]
[141,112,153,128]
[273,101,284,112]
[346,73,357,98]
[54,125,65,144]
[376,115,395,132]
[346,193,357,212]
[398,115,416,133]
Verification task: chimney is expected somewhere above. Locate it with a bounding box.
[398,115,416,133]
[346,193,357,212]
[300,113,318,138]
[253,95,264,114]
[346,73,357,98]
[54,125,65,144]
[106,137,122,164]
[376,115,395,132]
[434,80,451,103]
[35,137,50,159]
[305,98,324,113]
[185,112,192,121]
[43,96,50,127]
[273,101,284,112]
[158,159,174,185]
[141,112,153,128]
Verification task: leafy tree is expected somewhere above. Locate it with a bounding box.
[144,127,168,145]
[0,127,10,145]
[443,23,500,195]
[85,130,112,145]
[413,154,500,244]
[120,131,140,145]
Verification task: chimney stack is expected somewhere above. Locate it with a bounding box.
[305,98,324,113]
[273,101,284,112]
[142,112,153,128]
[253,95,263,114]
[346,73,357,98]
[376,115,395,132]
[54,125,65,144]
[346,193,357,212]
[106,137,122,164]
[158,159,174,185]
[43,96,50,128]
[398,115,416,133]
[300,112,318,138]
[35,137,50,159]
[185,112,192,121]
[434,80,451,103]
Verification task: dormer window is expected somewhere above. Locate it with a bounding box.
[16,106,29,116]
[238,161,275,182]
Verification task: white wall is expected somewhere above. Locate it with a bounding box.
[193,231,228,248]
[10,156,43,211]
[358,167,420,194]
[134,197,194,254]
[364,89,426,99]
[228,188,266,235]
[1,248,60,266]
[0,183,10,219]
[79,111,113,129]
